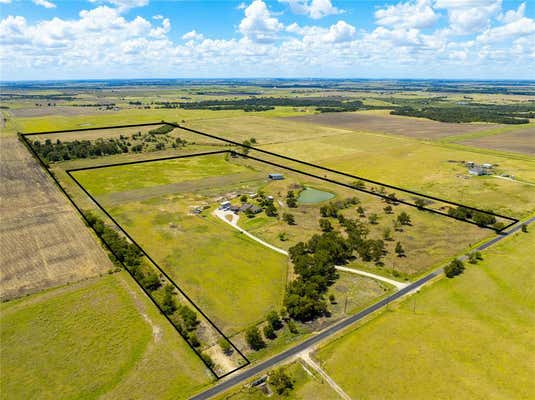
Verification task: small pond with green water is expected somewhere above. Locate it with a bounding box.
[297,187,335,204]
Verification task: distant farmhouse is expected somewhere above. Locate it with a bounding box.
[219,200,261,214]
[268,173,284,180]
[466,161,493,176]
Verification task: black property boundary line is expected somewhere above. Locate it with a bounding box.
[18,132,249,380]
[18,120,521,377]
[66,148,516,232]
[22,121,518,231]
[172,123,518,232]
[66,161,250,378]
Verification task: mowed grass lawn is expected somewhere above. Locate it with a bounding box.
[0,273,211,400]
[315,230,535,399]
[109,196,288,336]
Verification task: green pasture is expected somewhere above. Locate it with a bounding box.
[67,155,288,335]
[239,172,489,278]
[72,154,246,196]
[107,197,288,335]
[0,273,211,400]
[12,107,304,133]
[316,230,535,399]
[185,115,348,145]
[261,128,535,218]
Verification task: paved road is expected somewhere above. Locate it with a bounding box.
[190,217,534,400]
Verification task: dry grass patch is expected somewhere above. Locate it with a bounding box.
[0,136,111,300]
[283,111,501,140]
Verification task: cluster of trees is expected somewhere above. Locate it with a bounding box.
[33,131,186,162]
[256,191,277,217]
[245,310,292,351]
[269,369,294,395]
[340,217,387,264]
[85,211,163,294]
[468,251,483,264]
[148,124,175,135]
[174,302,201,347]
[448,206,498,227]
[84,211,142,269]
[320,197,360,218]
[71,103,116,107]
[176,97,364,113]
[391,106,529,124]
[283,205,413,322]
[286,190,298,208]
[444,259,465,278]
[34,138,128,162]
[284,231,350,321]
[283,213,296,225]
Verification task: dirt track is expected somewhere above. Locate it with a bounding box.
[0,136,111,300]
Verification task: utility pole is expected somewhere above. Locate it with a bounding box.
[344,296,348,314]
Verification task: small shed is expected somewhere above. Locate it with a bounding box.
[268,173,284,180]
[482,163,493,169]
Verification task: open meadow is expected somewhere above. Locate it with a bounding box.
[0,272,212,400]
[72,154,289,336]
[315,230,535,400]
[259,127,535,218]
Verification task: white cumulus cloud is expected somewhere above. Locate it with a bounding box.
[375,0,438,29]
[434,0,502,35]
[498,2,525,24]
[1,0,534,80]
[239,0,283,43]
[33,0,56,9]
[280,0,342,19]
[89,0,149,13]
[182,30,204,41]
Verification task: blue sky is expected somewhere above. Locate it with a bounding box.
[1,0,534,80]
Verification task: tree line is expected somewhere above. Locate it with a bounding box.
[83,212,215,367]
[32,130,186,162]
[391,106,529,124]
[176,96,364,113]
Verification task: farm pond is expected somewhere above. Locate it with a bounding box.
[297,187,335,204]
